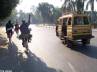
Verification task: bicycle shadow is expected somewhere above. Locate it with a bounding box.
[71,43,97,59]
[0,42,63,72]
[18,49,63,72]
[0,47,8,58]
[0,42,22,72]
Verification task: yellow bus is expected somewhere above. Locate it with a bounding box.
[56,13,94,47]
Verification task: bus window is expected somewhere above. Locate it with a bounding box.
[59,19,63,25]
[63,18,68,25]
[68,18,71,25]
[83,17,89,24]
[74,17,83,25]
[74,16,89,25]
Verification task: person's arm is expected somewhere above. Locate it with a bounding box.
[6,24,7,31]
[12,24,14,28]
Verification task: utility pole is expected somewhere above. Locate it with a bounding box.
[28,14,31,24]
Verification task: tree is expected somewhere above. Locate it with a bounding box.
[62,0,75,13]
[62,0,86,13]
[86,0,97,12]
[9,9,18,24]
[52,8,61,23]
[86,0,97,24]
[34,10,43,24]
[37,2,61,24]
[76,0,86,13]
[0,0,19,20]
[30,6,43,24]
[37,2,55,23]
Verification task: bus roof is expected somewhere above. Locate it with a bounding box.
[59,13,88,19]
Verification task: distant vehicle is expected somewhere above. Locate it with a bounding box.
[56,12,94,47]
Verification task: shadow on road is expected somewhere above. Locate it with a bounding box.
[19,50,63,72]
[0,42,21,72]
[0,48,8,57]
[0,42,62,72]
[71,44,97,59]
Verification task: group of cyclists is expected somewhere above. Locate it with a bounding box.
[6,20,32,51]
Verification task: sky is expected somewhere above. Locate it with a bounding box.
[16,0,64,13]
[16,0,97,13]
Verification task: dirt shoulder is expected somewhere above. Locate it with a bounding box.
[0,27,8,48]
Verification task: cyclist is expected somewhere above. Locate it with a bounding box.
[6,20,14,42]
[14,21,20,37]
[19,20,32,46]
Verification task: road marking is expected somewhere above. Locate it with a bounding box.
[68,62,76,72]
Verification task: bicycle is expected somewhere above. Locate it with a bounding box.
[15,28,19,38]
[19,34,29,54]
[7,31,13,43]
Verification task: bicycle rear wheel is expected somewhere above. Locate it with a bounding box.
[22,38,29,50]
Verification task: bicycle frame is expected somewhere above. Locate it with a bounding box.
[7,32,12,43]
[22,38,28,50]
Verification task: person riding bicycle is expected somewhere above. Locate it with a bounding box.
[6,20,14,39]
[15,21,19,32]
[19,20,32,42]
[14,21,20,37]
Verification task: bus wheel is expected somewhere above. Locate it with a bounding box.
[67,39,73,48]
[82,39,90,45]
[62,37,67,44]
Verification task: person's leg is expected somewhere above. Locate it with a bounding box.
[28,34,32,42]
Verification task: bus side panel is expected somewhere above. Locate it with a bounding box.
[67,25,73,39]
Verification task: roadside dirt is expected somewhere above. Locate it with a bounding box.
[0,27,8,49]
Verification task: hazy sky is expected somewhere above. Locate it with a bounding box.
[16,0,64,13]
[16,0,97,13]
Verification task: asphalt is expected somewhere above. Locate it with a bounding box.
[0,25,97,72]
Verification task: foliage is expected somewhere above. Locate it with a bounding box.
[86,0,97,24]
[86,0,97,11]
[62,0,86,13]
[62,0,75,12]
[62,0,97,24]
[36,2,61,24]
[0,0,19,20]
[37,3,54,23]
[76,0,86,13]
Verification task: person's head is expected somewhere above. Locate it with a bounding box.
[16,19,18,24]
[22,20,26,24]
[8,20,11,24]
[16,22,18,24]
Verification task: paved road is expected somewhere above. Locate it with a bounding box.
[0,25,97,72]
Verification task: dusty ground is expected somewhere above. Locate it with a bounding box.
[0,27,8,54]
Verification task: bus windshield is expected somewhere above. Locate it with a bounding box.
[74,16,89,25]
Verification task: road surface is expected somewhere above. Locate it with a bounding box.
[0,25,97,72]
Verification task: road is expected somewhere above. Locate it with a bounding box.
[0,25,97,72]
